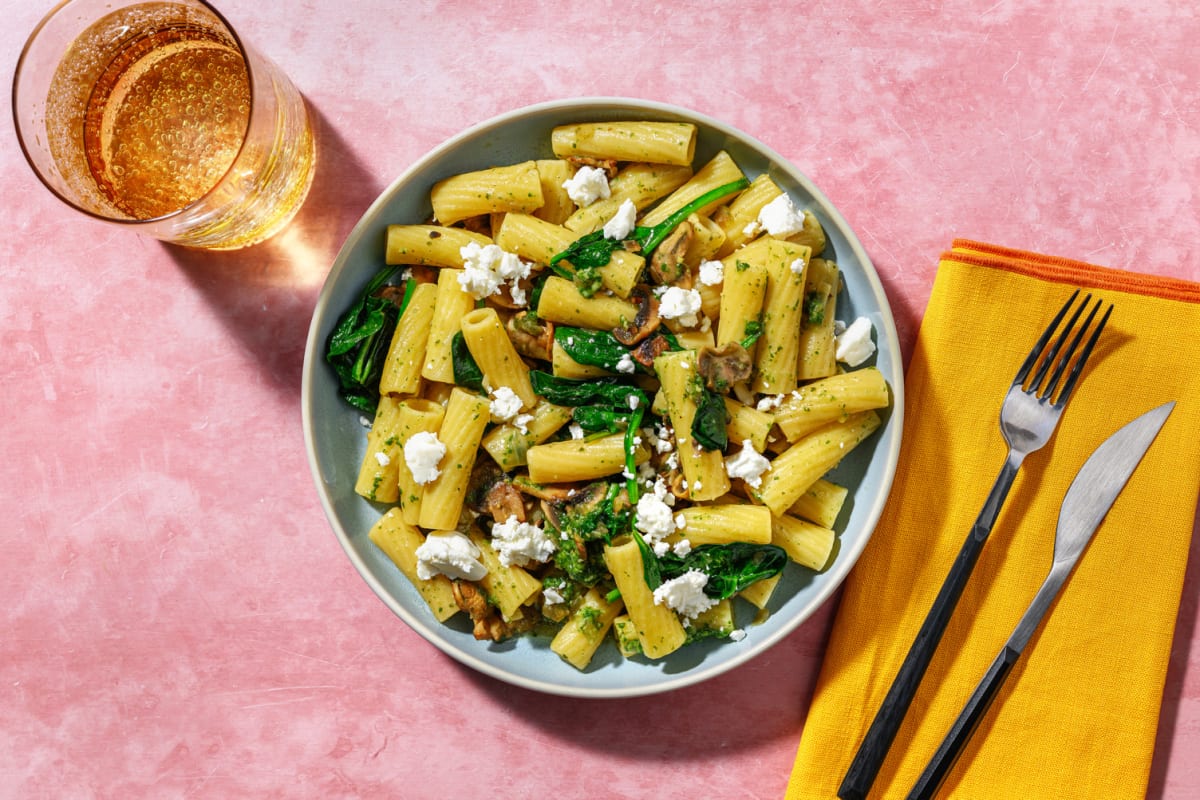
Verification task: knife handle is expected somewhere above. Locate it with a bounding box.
[906,645,1021,800]
[838,456,1021,800]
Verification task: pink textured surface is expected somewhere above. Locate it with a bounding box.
[3,1,1199,797]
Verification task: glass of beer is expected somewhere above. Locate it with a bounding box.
[13,0,316,250]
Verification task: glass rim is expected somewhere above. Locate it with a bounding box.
[11,0,258,227]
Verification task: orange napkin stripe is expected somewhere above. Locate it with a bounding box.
[948,238,1200,303]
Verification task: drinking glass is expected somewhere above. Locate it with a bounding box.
[13,0,316,250]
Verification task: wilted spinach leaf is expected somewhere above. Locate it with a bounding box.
[325,266,407,414]
[450,331,485,392]
[657,543,788,599]
[555,327,641,374]
[529,371,648,412]
[691,386,729,451]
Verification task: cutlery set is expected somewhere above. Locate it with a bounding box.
[837,290,1175,799]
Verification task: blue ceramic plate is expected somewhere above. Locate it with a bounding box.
[301,98,904,698]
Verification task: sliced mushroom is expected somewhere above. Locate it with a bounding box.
[697,342,753,392]
[566,156,618,180]
[460,215,491,236]
[666,468,690,501]
[538,481,612,536]
[559,481,609,515]
[482,481,526,524]
[452,580,510,641]
[513,476,581,504]
[375,284,408,306]
[631,332,672,368]
[466,461,525,523]
[612,287,661,346]
[485,283,525,310]
[539,499,564,532]
[506,311,554,361]
[648,220,693,285]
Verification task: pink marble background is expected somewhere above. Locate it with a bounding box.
[3,0,1199,797]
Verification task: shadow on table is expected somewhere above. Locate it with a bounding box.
[456,616,835,760]
[875,268,922,364]
[163,102,382,396]
[1146,499,1200,799]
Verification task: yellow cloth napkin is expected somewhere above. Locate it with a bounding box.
[787,240,1200,799]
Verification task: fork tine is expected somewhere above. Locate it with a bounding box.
[1027,291,1090,392]
[1040,297,1101,400]
[1013,289,1080,387]
[1053,302,1112,407]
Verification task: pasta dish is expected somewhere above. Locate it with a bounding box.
[324,120,891,670]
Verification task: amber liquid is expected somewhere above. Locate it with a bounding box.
[43,3,314,248]
[81,24,249,220]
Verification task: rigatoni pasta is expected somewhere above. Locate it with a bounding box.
[797,257,841,380]
[417,388,491,530]
[562,163,693,233]
[323,118,892,673]
[526,433,649,484]
[604,537,687,659]
[430,161,544,226]
[551,121,697,166]
[386,224,491,267]
[536,275,639,330]
[757,411,883,516]
[379,282,437,396]
[368,509,460,622]
[774,367,891,442]
[394,399,446,525]
[460,307,537,408]
[421,268,476,384]
[752,238,812,395]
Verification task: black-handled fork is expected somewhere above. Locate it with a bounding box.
[838,290,1112,800]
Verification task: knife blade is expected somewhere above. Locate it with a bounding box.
[906,400,1175,800]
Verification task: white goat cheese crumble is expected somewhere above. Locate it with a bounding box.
[615,351,637,374]
[756,194,806,237]
[458,242,533,306]
[403,431,446,485]
[650,424,675,454]
[756,394,785,412]
[652,570,717,620]
[636,492,676,537]
[603,198,637,240]
[724,439,771,488]
[489,386,524,423]
[698,259,724,286]
[415,531,487,581]
[836,316,876,367]
[636,480,683,556]
[562,165,610,206]
[490,515,557,568]
[657,286,703,328]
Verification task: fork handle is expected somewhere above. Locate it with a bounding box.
[838,454,1023,800]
